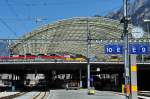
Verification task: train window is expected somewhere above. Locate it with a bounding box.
[37,54,45,56]
[26,53,32,56]
[111,55,118,59]
[110,55,120,61]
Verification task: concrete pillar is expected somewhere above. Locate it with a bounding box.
[118,73,124,92]
[15,75,17,80]
[70,74,72,79]
[45,72,53,88]
[64,74,66,79]
[80,69,82,88]
[11,74,15,91]
[17,75,18,80]
[17,74,26,89]
[114,74,117,86]
[130,54,138,99]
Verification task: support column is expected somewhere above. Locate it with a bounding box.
[118,73,124,92]
[18,74,26,89]
[11,74,15,91]
[130,54,138,99]
[79,69,82,88]
[86,18,91,89]
[45,72,52,88]
[114,74,117,87]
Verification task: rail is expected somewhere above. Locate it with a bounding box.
[3,91,47,99]
[32,92,47,99]
[138,91,150,99]
[0,92,26,99]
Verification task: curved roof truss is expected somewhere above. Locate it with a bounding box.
[11,17,132,61]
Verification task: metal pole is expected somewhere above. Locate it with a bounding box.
[87,18,91,89]
[147,23,150,63]
[144,20,150,38]
[147,23,150,39]
[143,20,150,63]
[123,0,131,99]
[142,55,144,63]
[11,74,15,91]
[80,69,82,88]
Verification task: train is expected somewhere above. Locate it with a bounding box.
[0,53,87,62]
[110,55,120,62]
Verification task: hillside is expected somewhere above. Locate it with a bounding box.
[106,0,150,31]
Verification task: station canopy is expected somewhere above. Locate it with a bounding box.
[11,17,132,61]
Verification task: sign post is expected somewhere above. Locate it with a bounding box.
[123,0,130,98]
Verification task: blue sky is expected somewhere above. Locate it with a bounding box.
[0,0,124,39]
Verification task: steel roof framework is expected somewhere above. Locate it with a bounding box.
[10,17,135,61]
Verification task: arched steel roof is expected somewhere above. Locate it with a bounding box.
[11,17,131,61]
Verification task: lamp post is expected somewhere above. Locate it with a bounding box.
[123,0,131,99]
[87,18,91,89]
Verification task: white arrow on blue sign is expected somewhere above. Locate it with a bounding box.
[129,44,148,54]
[105,44,148,54]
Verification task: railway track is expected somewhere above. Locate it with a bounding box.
[15,91,48,99]
[0,92,27,99]
[0,91,48,99]
[32,91,47,99]
[2,90,150,99]
[138,91,150,99]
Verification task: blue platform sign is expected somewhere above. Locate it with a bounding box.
[105,44,148,54]
[105,44,123,54]
[129,44,148,54]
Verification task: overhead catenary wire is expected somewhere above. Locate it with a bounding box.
[0,0,125,39]
[5,0,19,18]
[5,0,28,34]
[0,18,18,37]
[0,0,105,7]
